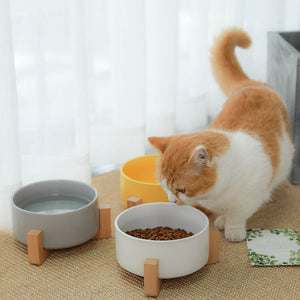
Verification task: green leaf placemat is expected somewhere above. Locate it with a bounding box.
[246,229,300,266]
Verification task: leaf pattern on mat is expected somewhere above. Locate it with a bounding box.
[246,229,263,241]
[246,229,300,266]
[247,249,279,266]
[289,249,300,265]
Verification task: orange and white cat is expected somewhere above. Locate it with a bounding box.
[148,28,294,242]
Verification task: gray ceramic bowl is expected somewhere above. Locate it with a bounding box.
[11,180,99,249]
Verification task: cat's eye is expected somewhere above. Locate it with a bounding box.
[176,188,186,194]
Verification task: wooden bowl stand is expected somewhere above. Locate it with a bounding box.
[27,204,111,266]
[26,198,219,298]
[126,197,220,297]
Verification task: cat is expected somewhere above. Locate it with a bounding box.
[148,28,294,242]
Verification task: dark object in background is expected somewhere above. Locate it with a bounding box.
[267,31,300,184]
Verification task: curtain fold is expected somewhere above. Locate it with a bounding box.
[104,0,146,169]
[70,0,90,160]
[176,0,209,133]
[146,0,178,139]
[1,0,300,229]
[12,0,91,187]
[0,0,21,228]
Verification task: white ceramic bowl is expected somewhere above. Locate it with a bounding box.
[115,203,209,279]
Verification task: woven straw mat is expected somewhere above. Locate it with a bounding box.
[0,170,299,299]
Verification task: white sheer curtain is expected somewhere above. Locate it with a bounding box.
[1,0,300,228]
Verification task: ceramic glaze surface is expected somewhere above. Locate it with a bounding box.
[21,194,90,214]
[115,203,209,279]
[11,180,99,249]
[120,155,168,206]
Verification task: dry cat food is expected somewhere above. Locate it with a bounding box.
[126,226,193,240]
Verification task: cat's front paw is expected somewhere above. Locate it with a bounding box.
[214,215,225,231]
[225,228,246,242]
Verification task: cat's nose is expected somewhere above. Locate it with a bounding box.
[168,193,178,203]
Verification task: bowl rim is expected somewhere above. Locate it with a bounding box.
[120,154,161,186]
[11,179,98,217]
[115,202,209,244]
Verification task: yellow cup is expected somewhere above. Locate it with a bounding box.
[120,155,168,207]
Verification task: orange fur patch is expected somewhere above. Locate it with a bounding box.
[209,86,290,179]
[209,28,292,181]
[153,131,230,197]
[210,27,251,96]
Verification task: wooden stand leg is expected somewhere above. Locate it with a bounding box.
[127,197,142,208]
[207,226,219,264]
[192,203,212,215]
[144,258,161,297]
[27,230,51,265]
[92,205,111,239]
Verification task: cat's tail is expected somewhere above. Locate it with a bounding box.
[210,28,254,96]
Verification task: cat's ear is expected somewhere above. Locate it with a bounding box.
[148,136,171,153]
[190,146,210,169]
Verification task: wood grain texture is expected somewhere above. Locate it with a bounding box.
[144,258,161,297]
[93,206,111,239]
[27,230,51,265]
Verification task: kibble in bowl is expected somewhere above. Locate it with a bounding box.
[126,226,193,240]
[115,203,209,279]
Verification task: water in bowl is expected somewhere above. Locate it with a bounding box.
[21,194,90,214]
